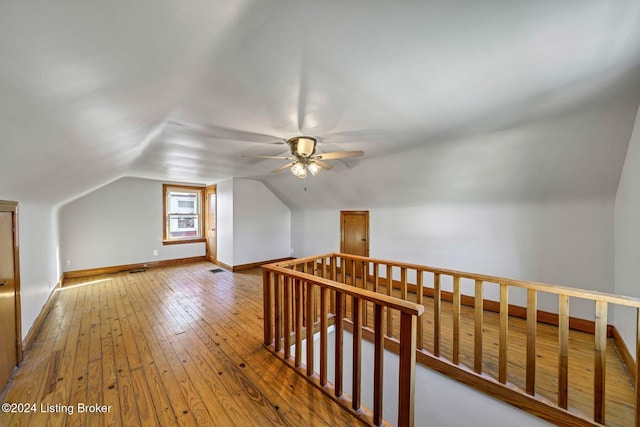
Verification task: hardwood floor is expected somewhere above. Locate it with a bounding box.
[2,262,635,426]
[1,263,363,427]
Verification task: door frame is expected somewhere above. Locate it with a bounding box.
[340,210,370,257]
[204,185,217,264]
[0,200,22,366]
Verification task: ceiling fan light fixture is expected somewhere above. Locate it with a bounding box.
[291,162,307,178]
[307,161,321,176]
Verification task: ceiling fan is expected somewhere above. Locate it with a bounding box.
[244,136,364,178]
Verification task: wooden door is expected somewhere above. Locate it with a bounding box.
[205,185,217,263]
[0,202,20,390]
[340,211,369,277]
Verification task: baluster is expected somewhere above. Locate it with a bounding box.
[558,294,569,409]
[636,308,640,427]
[295,279,303,368]
[400,267,408,300]
[335,292,345,397]
[526,289,537,395]
[499,283,508,384]
[386,265,393,337]
[283,276,291,359]
[474,280,483,374]
[434,273,441,357]
[453,276,460,365]
[416,271,424,350]
[351,258,356,287]
[373,262,380,293]
[373,303,384,426]
[330,257,337,313]
[398,312,417,427]
[306,281,315,376]
[274,274,282,352]
[320,286,329,386]
[594,300,607,424]
[352,296,362,410]
[342,257,349,284]
[264,271,273,345]
[362,261,369,328]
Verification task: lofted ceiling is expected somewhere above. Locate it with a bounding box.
[1,1,640,209]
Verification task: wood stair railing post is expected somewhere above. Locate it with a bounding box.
[499,283,508,384]
[594,300,607,424]
[320,287,329,386]
[433,273,441,357]
[474,280,483,374]
[263,270,273,346]
[453,275,461,365]
[373,304,384,426]
[398,312,417,427]
[558,294,570,409]
[306,280,315,376]
[636,307,640,427]
[274,274,282,352]
[283,276,291,360]
[526,289,537,396]
[335,291,345,397]
[352,296,362,410]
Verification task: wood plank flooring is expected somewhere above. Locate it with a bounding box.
[1,263,363,427]
[2,262,635,426]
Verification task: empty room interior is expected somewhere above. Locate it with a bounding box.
[2,2,640,426]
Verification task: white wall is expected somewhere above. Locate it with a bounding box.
[216,178,234,266]
[292,197,614,319]
[18,202,61,341]
[216,178,291,267]
[59,177,205,272]
[615,105,640,355]
[232,179,291,265]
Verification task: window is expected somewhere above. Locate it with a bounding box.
[163,184,205,244]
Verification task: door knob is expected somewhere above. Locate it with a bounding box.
[0,281,7,286]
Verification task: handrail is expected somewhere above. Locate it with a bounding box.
[266,253,640,427]
[263,260,423,427]
[330,253,640,308]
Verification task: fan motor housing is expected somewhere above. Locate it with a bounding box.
[288,136,316,158]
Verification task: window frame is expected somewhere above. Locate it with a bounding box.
[162,184,206,245]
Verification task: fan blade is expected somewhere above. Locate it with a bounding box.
[166,120,286,144]
[243,155,293,160]
[314,160,333,170]
[272,162,295,173]
[314,150,364,160]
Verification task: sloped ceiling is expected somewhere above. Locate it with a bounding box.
[1,1,640,208]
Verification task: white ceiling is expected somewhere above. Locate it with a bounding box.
[1,1,640,208]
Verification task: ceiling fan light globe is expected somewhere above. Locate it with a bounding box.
[307,162,321,176]
[291,162,307,178]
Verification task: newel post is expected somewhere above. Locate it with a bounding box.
[398,312,417,427]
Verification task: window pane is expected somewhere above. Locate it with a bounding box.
[168,192,198,214]
[169,214,200,238]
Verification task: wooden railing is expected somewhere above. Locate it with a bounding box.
[263,254,424,427]
[264,253,640,427]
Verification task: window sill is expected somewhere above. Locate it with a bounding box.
[162,238,206,246]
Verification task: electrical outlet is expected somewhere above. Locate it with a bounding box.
[153,250,158,256]
[65,259,71,266]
